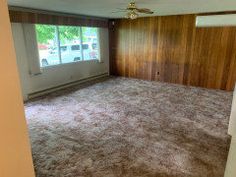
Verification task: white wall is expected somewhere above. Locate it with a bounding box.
[11,23,109,100]
[228,85,236,136]
[225,85,236,177]
[0,1,35,176]
[225,137,236,177]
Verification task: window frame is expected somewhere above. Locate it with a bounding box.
[35,24,101,68]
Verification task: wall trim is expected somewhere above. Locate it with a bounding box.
[8,6,108,21]
[9,6,108,28]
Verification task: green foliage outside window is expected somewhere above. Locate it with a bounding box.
[35,25,56,44]
[35,25,97,44]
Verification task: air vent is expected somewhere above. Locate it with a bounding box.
[196,14,236,27]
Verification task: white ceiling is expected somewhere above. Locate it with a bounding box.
[7,0,236,19]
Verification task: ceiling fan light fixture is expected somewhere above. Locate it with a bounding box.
[113,1,153,20]
[128,2,136,10]
[127,11,138,20]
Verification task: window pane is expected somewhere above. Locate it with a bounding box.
[35,24,60,67]
[82,44,89,50]
[58,26,82,63]
[71,45,80,51]
[60,46,67,52]
[81,27,100,61]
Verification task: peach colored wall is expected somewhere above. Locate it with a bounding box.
[0,0,35,177]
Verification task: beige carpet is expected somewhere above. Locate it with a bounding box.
[25,77,232,177]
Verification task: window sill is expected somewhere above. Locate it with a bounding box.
[40,59,102,70]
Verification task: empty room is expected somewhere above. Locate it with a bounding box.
[1,0,236,177]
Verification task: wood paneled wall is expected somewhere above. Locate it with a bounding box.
[109,15,236,91]
[9,9,108,28]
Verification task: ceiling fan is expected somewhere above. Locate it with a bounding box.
[113,1,154,20]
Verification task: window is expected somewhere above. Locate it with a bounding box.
[71,45,80,51]
[60,46,67,52]
[92,43,98,50]
[35,24,100,67]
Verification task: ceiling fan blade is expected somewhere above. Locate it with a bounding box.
[136,8,154,14]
